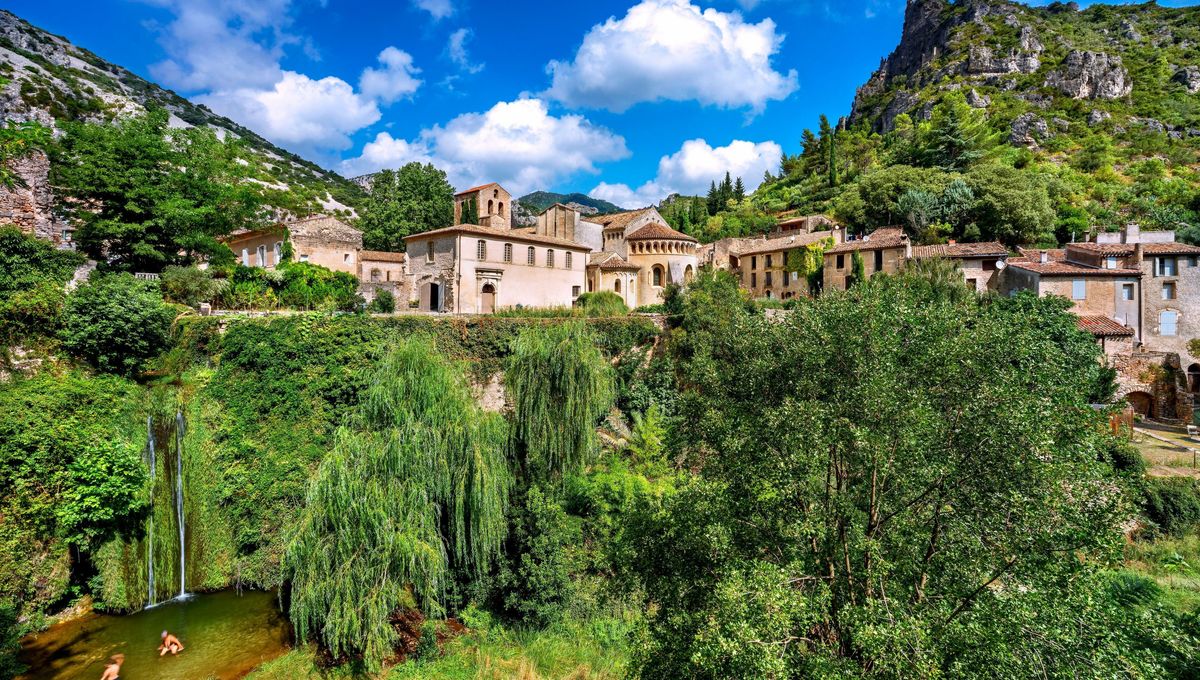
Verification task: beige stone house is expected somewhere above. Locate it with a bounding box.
[738,230,840,300]
[223,215,364,275]
[823,227,911,291]
[909,241,1009,293]
[584,208,698,307]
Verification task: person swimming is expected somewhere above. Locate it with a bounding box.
[99,653,123,680]
[158,630,184,656]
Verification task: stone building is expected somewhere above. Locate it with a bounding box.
[404,223,588,314]
[358,250,408,305]
[532,202,603,251]
[909,241,1009,293]
[1000,245,1143,336]
[224,215,365,276]
[584,207,698,307]
[454,183,511,229]
[823,227,911,291]
[738,230,840,300]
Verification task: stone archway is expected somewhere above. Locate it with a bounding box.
[1189,363,1200,393]
[1124,391,1154,418]
[480,283,496,314]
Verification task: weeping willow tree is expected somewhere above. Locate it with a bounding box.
[506,322,615,477]
[284,336,510,670]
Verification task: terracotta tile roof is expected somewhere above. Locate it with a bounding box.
[626,221,697,242]
[594,208,656,232]
[1014,247,1065,262]
[1077,314,1135,337]
[225,215,361,244]
[405,223,589,250]
[736,230,838,257]
[1068,242,1135,256]
[1006,260,1141,276]
[360,250,406,263]
[825,227,908,254]
[1142,242,1200,255]
[911,241,1008,259]
[455,182,500,196]
[588,251,639,270]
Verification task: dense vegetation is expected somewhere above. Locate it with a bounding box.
[358,164,455,252]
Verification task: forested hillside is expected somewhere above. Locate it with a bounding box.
[698,0,1200,248]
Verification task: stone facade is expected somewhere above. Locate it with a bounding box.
[0,150,67,244]
[454,183,511,229]
[224,215,364,276]
[823,227,911,291]
[739,230,841,300]
[909,241,1008,293]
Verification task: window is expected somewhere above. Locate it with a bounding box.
[565,252,572,269]
[300,254,309,263]
[1158,257,1177,277]
[751,256,757,270]
[241,248,249,266]
[836,254,845,269]
[257,245,266,266]
[477,240,487,260]
[1122,283,1135,300]
[614,279,621,293]
[652,265,664,286]
[61,229,71,241]
[344,253,351,263]
[1161,311,1178,336]
[503,243,513,263]
[546,250,555,267]
[572,285,581,297]
[1190,256,1198,268]
[426,241,435,263]
[527,246,535,265]
[488,199,494,215]
[766,255,772,268]
[765,271,773,287]
[1105,256,1118,270]
[966,278,977,290]
[1071,279,1086,300]
[274,242,282,263]
[498,202,504,217]
[750,272,757,288]
[983,259,998,272]
[370,269,381,282]
[1163,282,1177,300]
[874,249,883,272]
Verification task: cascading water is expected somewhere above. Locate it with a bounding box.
[145,415,156,607]
[175,410,187,598]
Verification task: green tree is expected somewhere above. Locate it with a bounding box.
[358,163,454,252]
[919,92,999,171]
[160,265,214,308]
[0,227,84,343]
[53,109,268,272]
[0,121,51,189]
[850,251,865,286]
[706,180,720,216]
[734,177,746,203]
[61,273,174,375]
[627,274,1162,678]
[966,163,1056,245]
[461,196,479,225]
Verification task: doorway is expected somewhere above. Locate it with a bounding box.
[480,283,496,314]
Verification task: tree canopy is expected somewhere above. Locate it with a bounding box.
[358,163,454,252]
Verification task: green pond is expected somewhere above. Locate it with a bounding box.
[18,590,291,680]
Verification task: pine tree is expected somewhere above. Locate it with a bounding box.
[734,177,746,203]
[706,180,719,216]
[720,172,734,208]
[828,128,838,187]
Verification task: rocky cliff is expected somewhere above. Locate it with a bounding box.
[0,10,363,244]
[851,0,1200,144]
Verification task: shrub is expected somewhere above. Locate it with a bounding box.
[0,599,24,680]
[61,273,174,375]
[574,291,628,317]
[160,265,214,307]
[500,485,580,627]
[367,289,395,314]
[1142,478,1200,536]
[0,227,85,344]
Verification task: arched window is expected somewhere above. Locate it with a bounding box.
[503,243,513,263]
[477,239,487,261]
[546,249,555,268]
[615,279,621,293]
[488,199,494,215]
[684,265,694,282]
[498,202,504,217]
[527,246,536,265]
[565,252,572,269]
[652,265,664,287]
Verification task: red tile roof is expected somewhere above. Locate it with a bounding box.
[1068,243,1135,256]
[1077,315,1135,337]
[911,241,1008,259]
[626,221,697,242]
[588,251,639,270]
[405,223,588,249]
[455,182,501,196]
[1142,242,1200,255]
[1006,260,1141,276]
[594,208,657,232]
[360,250,406,263]
[736,230,838,256]
[1014,247,1065,262]
[826,227,908,254]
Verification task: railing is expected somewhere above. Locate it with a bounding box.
[134,272,160,281]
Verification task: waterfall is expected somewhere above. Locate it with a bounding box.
[175,410,187,598]
[145,415,156,607]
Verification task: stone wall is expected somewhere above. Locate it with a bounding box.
[1113,350,1193,422]
[0,150,65,243]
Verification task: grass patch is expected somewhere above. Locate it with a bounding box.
[1125,533,1200,613]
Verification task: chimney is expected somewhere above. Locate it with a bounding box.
[1134,242,1143,266]
[1125,222,1140,244]
[948,239,957,245]
[1040,250,1049,264]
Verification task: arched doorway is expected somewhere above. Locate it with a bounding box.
[423,282,442,312]
[1189,364,1200,393]
[1125,391,1153,418]
[480,283,496,314]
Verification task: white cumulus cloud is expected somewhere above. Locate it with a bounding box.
[448,29,484,74]
[590,138,780,209]
[412,0,454,20]
[359,46,423,104]
[341,98,629,196]
[545,0,797,113]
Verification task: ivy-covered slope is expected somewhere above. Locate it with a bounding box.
[852,0,1199,140]
[0,10,365,217]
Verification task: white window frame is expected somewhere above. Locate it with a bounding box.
[241,248,250,266]
[257,245,267,266]
[1105,256,1117,270]
[1121,283,1135,301]
[527,246,535,265]
[1158,257,1177,277]
[1071,279,1086,300]
[477,239,487,261]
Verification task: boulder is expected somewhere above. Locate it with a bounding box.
[1087,109,1112,126]
[966,88,991,108]
[1173,66,1200,94]
[1045,51,1132,100]
[1010,113,1051,147]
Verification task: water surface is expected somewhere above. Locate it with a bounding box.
[19,590,291,680]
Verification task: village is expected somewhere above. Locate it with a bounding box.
[208,178,1200,427]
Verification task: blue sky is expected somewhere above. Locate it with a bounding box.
[6,0,1198,206]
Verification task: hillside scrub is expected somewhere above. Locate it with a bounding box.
[0,227,84,345]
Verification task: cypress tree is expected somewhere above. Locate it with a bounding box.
[734,177,746,203]
[706,180,720,216]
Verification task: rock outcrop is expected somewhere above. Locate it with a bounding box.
[0,150,65,243]
[1045,51,1132,100]
[1174,66,1200,94]
[1010,113,1051,148]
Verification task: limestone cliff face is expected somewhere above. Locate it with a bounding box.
[0,150,62,241]
[849,0,1198,138]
